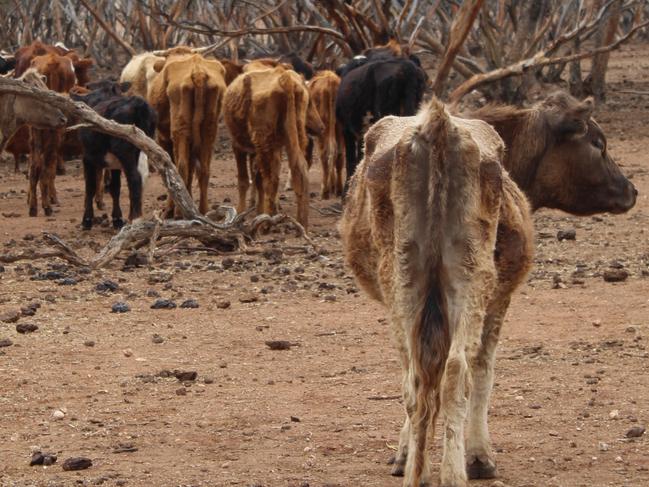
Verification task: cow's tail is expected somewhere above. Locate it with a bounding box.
[191,70,208,152]
[408,97,452,437]
[278,71,307,169]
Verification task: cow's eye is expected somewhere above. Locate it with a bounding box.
[592,138,605,151]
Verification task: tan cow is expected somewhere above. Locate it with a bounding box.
[340,99,534,487]
[148,52,227,216]
[307,70,344,198]
[223,66,323,229]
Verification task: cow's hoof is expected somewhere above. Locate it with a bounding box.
[95,201,105,211]
[466,457,497,480]
[29,207,37,217]
[44,207,53,217]
[388,455,405,477]
[82,218,93,230]
[112,218,125,229]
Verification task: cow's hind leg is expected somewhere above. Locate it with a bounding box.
[95,169,106,210]
[123,158,144,224]
[27,154,41,217]
[39,153,57,217]
[108,169,124,229]
[287,150,309,228]
[466,222,532,479]
[234,148,250,213]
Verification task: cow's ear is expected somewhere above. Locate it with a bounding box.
[119,81,132,92]
[153,59,166,72]
[550,98,594,139]
[77,58,94,68]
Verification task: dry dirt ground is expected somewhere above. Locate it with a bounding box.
[1,44,649,487]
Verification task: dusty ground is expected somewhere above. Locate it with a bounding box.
[1,44,649,487]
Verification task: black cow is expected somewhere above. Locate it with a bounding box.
[278,52,314,80]
[71,83,156,230]
[336,58,426,189]
[0,54,16,74]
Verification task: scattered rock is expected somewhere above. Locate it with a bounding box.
[324,294,337,302]
[84,340,95,347]
[146,289,161,298]
[290,416,301,422]
[174,370,197,382]
[626,426,645,438]
[152,334,164,344]
[148,271,173,284]
[150,299,177,309]
[221,257,235,269]
[0,338,13,347]
[180,299,199,309]
[124,252,147,268]
[30,451,57,466]
[20,303,39,317]
[52,409,65,420]
[0,310,20,323]
[557,228,576,241]
[609,409,620,419]
[175,387,187,396]
[203,377,214,384]
[239,294,258,303]
[123,349,133,357]
[62,457,92,471]
[112,443,138,454]
[16,323,38,334]
[96,280,119,293]
[598,441,609,451]
[57,277,78,286]
[265,340,292,351]
[216,300,231,309]
[603,269,629,283]
[111,302,130,313]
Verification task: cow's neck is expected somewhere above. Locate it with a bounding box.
[473,107,550,211]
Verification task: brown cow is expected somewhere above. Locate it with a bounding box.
[0,69,67,153]
[223,66,324,229]
[148,52,227,216]
[307,70,344,199]
[14,41,93,86]
[470,91,637,215]
[340,99,534,487]
[27,53,77,216]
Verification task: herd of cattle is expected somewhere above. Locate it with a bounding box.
[0,37,642,487]
[0,39,428,230]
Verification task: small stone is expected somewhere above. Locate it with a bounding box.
[175,387,187,396]
[123,349,133,357]
[174,370,197,381]
[148,271,172,284]
[592,319,602,327]
[598,441,609,451]
[265,340,292,351]
[111,302,130,313]
[614,455,623,463]
[250,275,260,283]
[603,269,629,283]
[84,340,95,347]
[324,294,337,302]
[0,338,13,347]
[124,252,147,268]
[96,280,119,293]
[548,430,559,437]
[625,426,645,438]
[150,299,176,309]
[0,310,21,323]
[180,299,199,309]
[290,416,301,422]
[609,409,620,419]
[557,228,576,241]
[57,277,78,286]
[239,294,258,303]
[30,451,57,466]
[491,481,508,487]
[216,300,231,309]
[203,377,214,384]
[16,323,38,334]
[62,457,92,471]
[146,289,160,298]
[52,409,65,420]
[152,334,164,344]
[221,257,235,269]
[20,305,37,317]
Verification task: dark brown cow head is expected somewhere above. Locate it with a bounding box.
[530,93,637,215]
[471,91,637,216]
[30,53,77,93]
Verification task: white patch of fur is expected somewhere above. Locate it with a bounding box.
[353,55,367,61]
[104,152,121,170]
[137,151,149,185]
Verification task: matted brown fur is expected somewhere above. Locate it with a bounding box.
[469,91,637,216]
[307,70,344,199]
[223,67,323,229]
[148,52,227,216]
[340,99,534,487]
